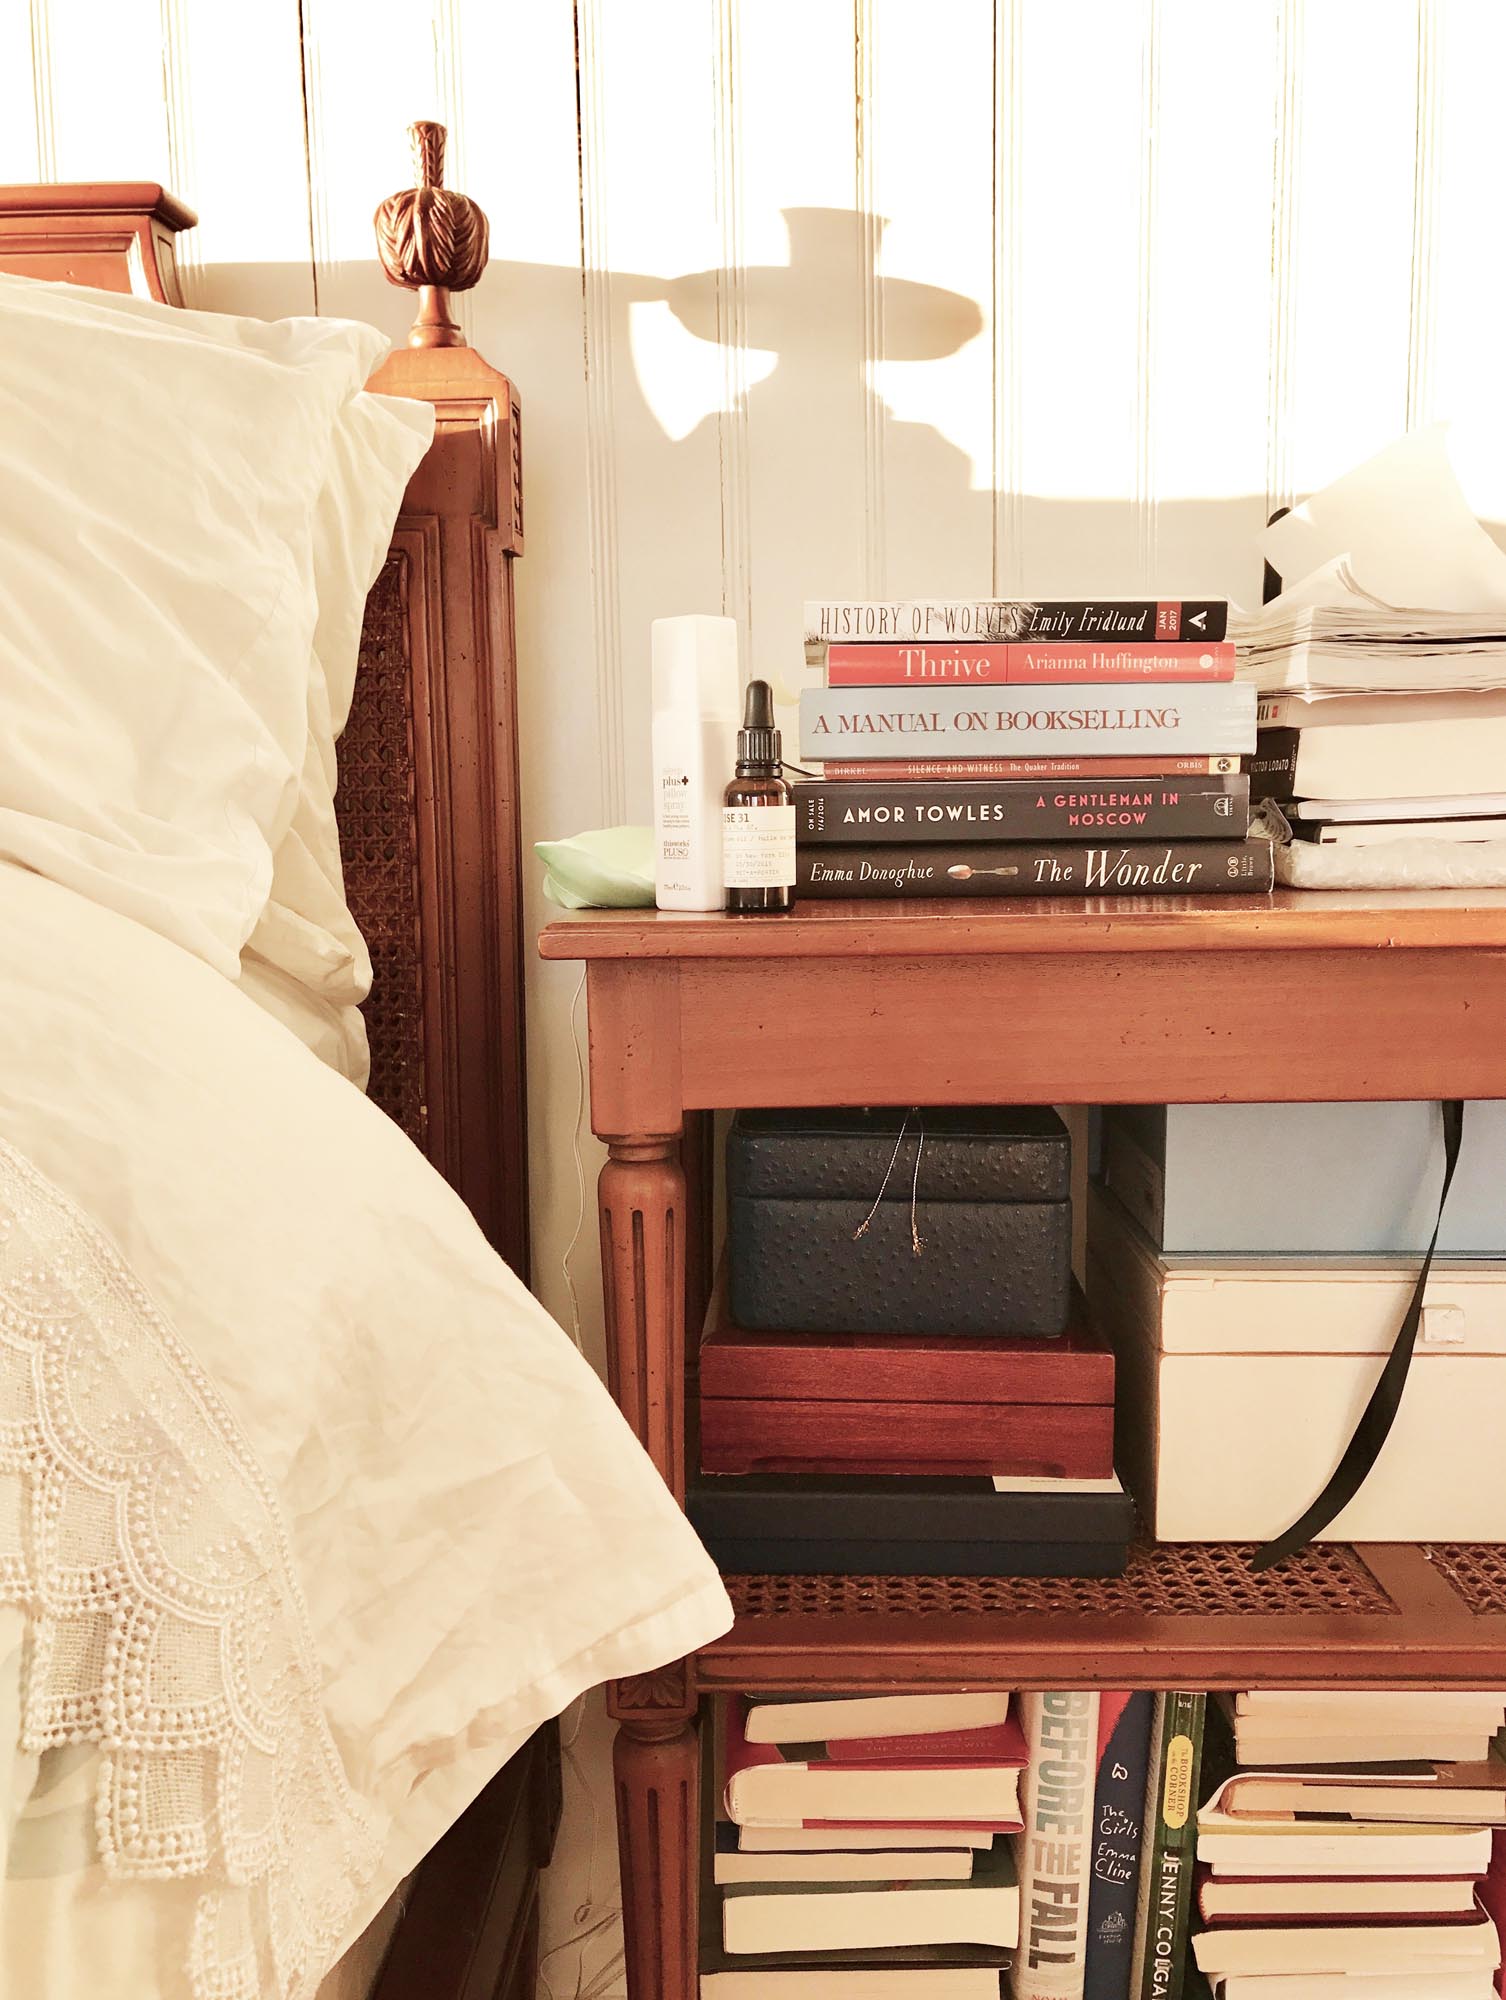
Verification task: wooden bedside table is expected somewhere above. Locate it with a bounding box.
[539,888,1506,2000]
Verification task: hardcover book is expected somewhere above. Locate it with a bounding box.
[1085,1694,1155,2000]
[714,1823,982,1883]
[1012,1691,1100,2000]
[796,839,1273,899]
[720,1837,1020,1955]
[1196,1787,1495,1879]
[800,683,1257,760]
[744,1694,1015,1748]
[1245,713,1506,801]
[1190,1905,1499,1979]
[1130,1691,1206,2000]
[1196,1870,1484,1922]
[803,598,1228,658]
[793,777,1250,845]
[819,643,1234,686]
[1215,1763,1506,1824]
[724,1698,1029,1833]
[701,1799,1014,1998]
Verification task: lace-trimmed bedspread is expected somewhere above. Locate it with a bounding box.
[0,1136,379,2000]
[0,859,731,2000]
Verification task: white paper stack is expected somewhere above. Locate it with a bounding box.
[1233,428,1506,879]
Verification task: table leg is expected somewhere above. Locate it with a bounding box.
[589,960,700,2000]
[610,1676,700,2000]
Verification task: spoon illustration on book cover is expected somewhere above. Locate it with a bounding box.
[947,862,1021,879]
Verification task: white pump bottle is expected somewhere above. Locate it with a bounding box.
[651,615,741,910]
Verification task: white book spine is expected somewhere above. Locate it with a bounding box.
[1011,1691,1100,2000]
[800,685,1255,762]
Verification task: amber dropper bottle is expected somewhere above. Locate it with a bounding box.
[722,678,796,913]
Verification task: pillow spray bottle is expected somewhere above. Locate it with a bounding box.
[722,678,795,912]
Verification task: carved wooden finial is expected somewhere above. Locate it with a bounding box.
[373,120,490,349]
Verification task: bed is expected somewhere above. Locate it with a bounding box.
[0,175,730,2000]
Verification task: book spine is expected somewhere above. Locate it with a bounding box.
[794,778,1250,845]
[1130,1692,1206,2000]
[823,644,1235,686]
[797,840,1274,899]
[820,755,1241,781]
[804,599,1229,655]
[799,686,1257,761]
[1243,730,1299,801]
[1013,1690,1100,2000]
[1084,1694,1155,2000]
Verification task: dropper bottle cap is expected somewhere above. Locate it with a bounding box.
[736,678,781,773]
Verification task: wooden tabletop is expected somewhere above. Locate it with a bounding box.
[540,887,1506,960]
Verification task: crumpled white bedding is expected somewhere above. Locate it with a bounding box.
[0,859,732,1999]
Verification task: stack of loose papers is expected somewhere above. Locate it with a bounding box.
[1231,428,1506,882]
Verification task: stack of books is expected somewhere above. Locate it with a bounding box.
[1236,572,1506,850]
[794,598,1268,899]
[703,1688,1212,2000]
[703,1691,1025,1996]
[1190,1691,1506,1999]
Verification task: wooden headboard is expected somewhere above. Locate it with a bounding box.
[0,179,531,1280]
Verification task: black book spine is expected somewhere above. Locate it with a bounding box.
[1243,728,1300,801]
[797,839,1274,898]
[794,777,1250,844]
[1085,1693,1156,2000]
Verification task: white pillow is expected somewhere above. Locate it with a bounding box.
[0,276,389,975]
[243,386,434,1013]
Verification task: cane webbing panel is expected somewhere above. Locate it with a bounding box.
[334,552,427,1151]
[1422,1545,1506,1616]
[724,1541,1396,1619]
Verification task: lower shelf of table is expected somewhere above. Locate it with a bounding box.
[696,1541,1506,1691]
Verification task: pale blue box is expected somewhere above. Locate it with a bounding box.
[1098,1100,1506,1256]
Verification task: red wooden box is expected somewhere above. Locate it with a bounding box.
[698,1269,1114,1477]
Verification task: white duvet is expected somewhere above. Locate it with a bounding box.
[0,859,731,1999]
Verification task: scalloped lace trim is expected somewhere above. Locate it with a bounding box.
[0,1137,381,1999]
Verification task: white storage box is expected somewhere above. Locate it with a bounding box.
[1098,1100,1506,1256]
[1086,1180,1506,1543]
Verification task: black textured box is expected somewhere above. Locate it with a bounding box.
[727,1107,1072,1337]
[728,1105,1070,1203]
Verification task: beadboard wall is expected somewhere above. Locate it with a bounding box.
[9,2,1506,1992]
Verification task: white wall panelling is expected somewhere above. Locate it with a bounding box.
[15,6,1506,1995]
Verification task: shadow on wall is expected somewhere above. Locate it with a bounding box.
[202,203,1291,653]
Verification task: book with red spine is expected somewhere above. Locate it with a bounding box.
[822,643,1234,686]
[822,1722,1026,1765]
[820,755,1240,781]
[723,1698,1029,1834]
[1194,1865,1483,1926]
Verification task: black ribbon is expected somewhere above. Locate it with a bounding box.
[1252,1099,1466,1572]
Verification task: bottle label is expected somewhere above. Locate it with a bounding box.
[655,768,693,871]
[722,805,796,889]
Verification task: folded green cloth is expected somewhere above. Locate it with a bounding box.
[534,825,656,909]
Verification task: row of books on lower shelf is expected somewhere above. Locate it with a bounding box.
[700,1687,1506,2000]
